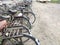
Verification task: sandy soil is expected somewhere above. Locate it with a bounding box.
[31,1,60,45]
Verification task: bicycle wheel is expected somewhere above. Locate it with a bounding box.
[2,34,40,45]
[23,11,36,24]
[13,16,32,29]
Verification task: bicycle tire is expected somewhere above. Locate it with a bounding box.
[2,34,40,45]
[23,11,36,24]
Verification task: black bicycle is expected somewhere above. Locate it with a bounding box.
[0,11,40,45]
[0,1,40,45]
[13,5,36,24]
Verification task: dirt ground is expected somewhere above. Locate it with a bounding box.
[31,1,60,45]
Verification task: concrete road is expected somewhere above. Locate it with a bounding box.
[31,1,60,45]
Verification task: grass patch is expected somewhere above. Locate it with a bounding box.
[51,0,60,3]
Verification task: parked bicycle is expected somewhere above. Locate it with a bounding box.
[0,0,40,45]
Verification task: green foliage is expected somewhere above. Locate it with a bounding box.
[0,37,2,44]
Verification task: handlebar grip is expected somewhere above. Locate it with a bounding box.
[0,16,5,21]
[0,15,10,21]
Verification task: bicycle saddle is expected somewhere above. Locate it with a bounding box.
[8,9,17,14]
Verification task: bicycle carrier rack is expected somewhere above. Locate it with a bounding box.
[0,0,40,45]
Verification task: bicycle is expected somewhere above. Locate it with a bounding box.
[0,1,40,45]
[13,5,36,24]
